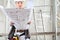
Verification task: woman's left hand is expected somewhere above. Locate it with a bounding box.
[27,21,31,24]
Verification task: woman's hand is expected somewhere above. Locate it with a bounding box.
[27,21,32,24]
[10,21,14,26]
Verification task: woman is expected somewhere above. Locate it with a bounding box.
[8,0,33,40]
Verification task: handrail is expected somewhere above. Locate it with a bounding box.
[31,32,60,36]
[0,32,60,37]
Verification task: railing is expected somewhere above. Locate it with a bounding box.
[0,32,60,37]
[31,32,60,36]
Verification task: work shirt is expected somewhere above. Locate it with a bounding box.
[13,8,33,30]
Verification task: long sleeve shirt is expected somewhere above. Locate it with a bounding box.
[14,8,33,30]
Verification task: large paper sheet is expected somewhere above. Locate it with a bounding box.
[5,8,30,28]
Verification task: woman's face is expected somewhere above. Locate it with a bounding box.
[15,1,24,8]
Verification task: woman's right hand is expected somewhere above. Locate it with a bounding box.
[10,21,14,26]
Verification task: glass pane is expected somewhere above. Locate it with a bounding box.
[57,0,60,40]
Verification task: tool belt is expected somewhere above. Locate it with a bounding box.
[17,29,30,39]
[17,30,24,32]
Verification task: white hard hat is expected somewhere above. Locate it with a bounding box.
[14,0,25,2]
